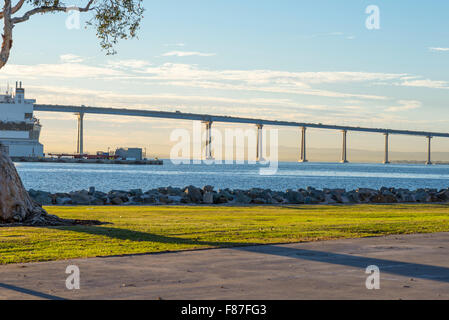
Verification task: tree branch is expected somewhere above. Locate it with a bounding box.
[0,0,25,19]
[11,0,95,24]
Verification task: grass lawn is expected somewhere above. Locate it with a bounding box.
[1,204,449,264]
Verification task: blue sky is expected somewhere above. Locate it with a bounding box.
[2,0,449,160]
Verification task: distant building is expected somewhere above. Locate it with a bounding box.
[115,148,143,161]
[0,82,44,158]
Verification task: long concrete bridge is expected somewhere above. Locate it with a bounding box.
[34,104,447,164]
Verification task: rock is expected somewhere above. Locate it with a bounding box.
[308,189,325,202]
[169,195,183,203]
[262,192,274,204]
[132,196,144,203]
[91,198,105,206]
[56,197,72,205]
[142,195,157,204]
[129,189,143,196]
[248,188,264,199]
[111,197,124,205]
[346,191,361,203]
[166,187,183,196]
[217,189,233,201]
[234,192,251,204]
[381,189,395,197]
[93,192,108,204]
[213,193,228,204]
[340,195,351,204]
[252,198,267,204]
[203,185,214,193]
[32,191,53,206]
[356,188,377,202]
[184,186,203,203]
[180,196,191,204]
[324,194,337,204]
[414,191,431,203]
[108,191,129,202]
[272,192,286,203]
[93,191,107,198]
[70,191,91,205]
[304,196,319,204]
[370,193,397,204]
[434,189,449,202]
[21,185,449,208]
[203,192,214,204]
[400,193,415,203]
[158,195,174,204]
[285,190,304,204]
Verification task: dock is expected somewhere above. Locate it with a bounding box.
[12,157,163,165]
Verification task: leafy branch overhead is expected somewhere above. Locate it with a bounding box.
[0,0,145,68]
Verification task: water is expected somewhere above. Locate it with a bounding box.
[14,161,449,193]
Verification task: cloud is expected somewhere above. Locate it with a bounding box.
[0,60,399,100]
[0,63,122,79]
[399,79,449,89]
[60,54,85,63]
[429,47,449,52]
[162,51,216,57]
[106,59,152,69]
[2,57,447,110]
[385,100,422,112]
[24,84,343,110]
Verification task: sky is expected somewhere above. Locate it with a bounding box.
[1,0,449,161]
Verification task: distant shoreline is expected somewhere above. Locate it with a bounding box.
[11,157,449,165]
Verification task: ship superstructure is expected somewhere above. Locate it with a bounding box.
[0,82,43,157]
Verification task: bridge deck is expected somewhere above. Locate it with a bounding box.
[33,104,449,138]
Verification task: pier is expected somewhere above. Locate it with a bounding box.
[12,157,163,165]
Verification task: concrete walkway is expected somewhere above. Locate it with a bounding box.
[1,233,449,300]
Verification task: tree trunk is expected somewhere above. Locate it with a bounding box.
[0,148,46,224]
[0,0,13,70]
[0,148,79,226]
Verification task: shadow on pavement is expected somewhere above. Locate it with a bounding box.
[54,225,449,283]
[0,283,66,300]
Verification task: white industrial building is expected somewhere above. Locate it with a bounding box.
[0,82,44,158]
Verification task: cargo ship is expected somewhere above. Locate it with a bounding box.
[0,82,44,158]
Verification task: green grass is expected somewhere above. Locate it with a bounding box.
[1,204,449,264]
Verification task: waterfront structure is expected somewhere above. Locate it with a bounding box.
[0,82,43,157]
[0,82,440,163]
[33,103,445,164]
[115,147,143,161]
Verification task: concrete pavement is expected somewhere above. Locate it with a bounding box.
[1,232,449,300]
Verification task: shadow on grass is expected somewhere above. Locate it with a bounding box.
[52,225,248,248]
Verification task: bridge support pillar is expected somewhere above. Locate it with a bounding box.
[426,136,432,165]
[341,130,348,163]
[203,121,214,161]
[256,124,265,162]
[384,133,390,164]
[76,112,84,155]
[299,126,308,163]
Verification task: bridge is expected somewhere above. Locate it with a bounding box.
[34,104,447,164]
